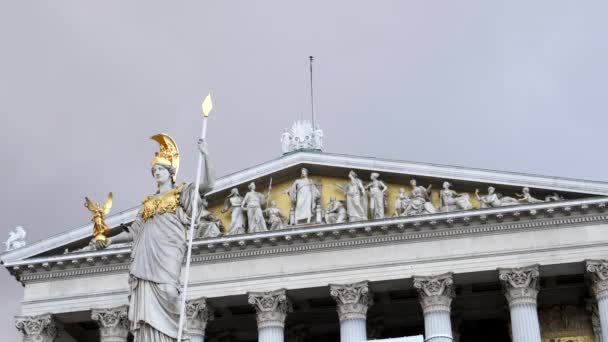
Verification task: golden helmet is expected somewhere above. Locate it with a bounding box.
[150,133,180,182]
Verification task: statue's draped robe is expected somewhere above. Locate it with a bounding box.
[128,158,214,342]
[368,181,385,219]
[345,179,368,222]
[287,178,319,222]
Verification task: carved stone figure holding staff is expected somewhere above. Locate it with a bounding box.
[242,182,268,233]
[97,133,215,342]
[284,168,321,224]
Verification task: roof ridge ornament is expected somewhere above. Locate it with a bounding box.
[281,120,323,154]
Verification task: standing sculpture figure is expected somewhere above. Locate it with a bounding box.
[222,188,246,235]
[516,187,544,204]
[366,172,388,219]
[325,196,347,224]
[96,134,214,342]
[242,182,268,233]
[280,129,292,154]
[336,171,368,222]
[394,188,410,216]
[439,182,474,212]
[265,200,286,230]
[475,186,519,208]
[284,168,321,224]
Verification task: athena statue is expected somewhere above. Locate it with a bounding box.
[97,134,215,342]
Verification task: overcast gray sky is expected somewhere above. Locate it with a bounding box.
[1,1,607,339]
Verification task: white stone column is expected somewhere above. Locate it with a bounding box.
[413,272,455,342]
[587,260,608,342]
[330,281,373,342]
[498,264,542,342]
[187,297,214,342]
[15,313,59,342]
[91,305,129,342]
[248,289,292,342]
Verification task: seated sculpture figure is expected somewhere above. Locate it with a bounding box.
[197,198,223,238]
[475,186,519,208]
[439,182,474,212]
[405,187,437,216]
[515,187,544,204]
[325,196,347,224]
[265,200,286,230]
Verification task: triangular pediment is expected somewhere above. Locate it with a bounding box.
[3,151,607,264]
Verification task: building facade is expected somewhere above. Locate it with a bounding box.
[4,126,608,341]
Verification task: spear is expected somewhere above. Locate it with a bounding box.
[176,93,213,342]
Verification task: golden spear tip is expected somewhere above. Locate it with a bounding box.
[202,93,213,117]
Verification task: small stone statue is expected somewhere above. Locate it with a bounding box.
[410,179,432,202]
[313,127,323,150]
[325,196,347,224]
[545,192,565,202]
[405,186,437,216]
[4,226,26,251]
[439,182,474,212]
[265,200,286,230]
[475,186,519,208]
[336,171,368,222]
[515,187,544,204]
[284,168,321,224]
[394,188,410,216]
[196,198,223,238]
[366,172,388,219]
[222,188,246,235]
[241,182,268,233]
[280,129,292,154]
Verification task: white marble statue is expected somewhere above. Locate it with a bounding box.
[264,200,286,230]
[545,192,565,202]
[439,182,474,212]
[336,171,368,222]
[280,129,292,154]
[516,187,544,204]
[410,179,432,202]
[241,182,268,233]
[222,188,246,235]
[4,226,26,251]
[313,127,323,150]
[325,196,347,224]
[196,198,223,239]
[366,172,388,219]
[96,134,215,342]
[405,186,437,216]
[394,188,410,217]
[475,186,519,208]
[284,168,321,224]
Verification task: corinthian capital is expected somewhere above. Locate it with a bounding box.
[498,264,540,307]
[248,289,292,329]
[587,259,608,299]
[91,305,129,340]
[330,281,373,322]
[413,272,455,313]
[186,297,214,336]
[15,314,58,342]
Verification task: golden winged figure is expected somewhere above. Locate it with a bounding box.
[84,192,113,242]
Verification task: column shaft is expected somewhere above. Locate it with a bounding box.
[598,296,608,342]
[414,273,454,342]
[259,326,284,342]
[340,319,367,342]
[510,304,541,342]
[424,311,452,342]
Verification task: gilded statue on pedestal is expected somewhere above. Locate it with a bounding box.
[96,133,215,342]
[84,192,113,242]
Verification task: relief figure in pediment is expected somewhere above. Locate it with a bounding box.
[222,188,246,235]
[405,186,437,215]
[516,187,544,204]
[394,188,410,216]
[366,172,388,219]
[265,200,286,230]
[196,198,223,238]
[284,168,321,224]
[242,182,268,233]
[475,186,519,208]
[96,134,215,342]
[325,196,347,224]
[439,182,474,212]
[336,171,368,222]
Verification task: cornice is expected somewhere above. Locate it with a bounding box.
[7,197,608,283]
